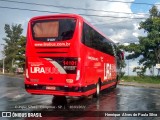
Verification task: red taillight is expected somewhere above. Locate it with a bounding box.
[76,70,80,81]
[76,58,81,81]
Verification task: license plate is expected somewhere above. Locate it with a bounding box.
[46,86,56,90]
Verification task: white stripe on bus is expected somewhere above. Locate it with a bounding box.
[44,58,67,74]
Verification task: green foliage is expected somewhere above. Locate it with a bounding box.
[133,66,146,76]
[119,57,126,78]
[2,24,23,72]
[0,60,2,68]
[15,36,26,69]
[120,6,160,75]
[122,76,160,84]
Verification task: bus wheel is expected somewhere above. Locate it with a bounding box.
[93,82,101,98]
[113,77,119,88]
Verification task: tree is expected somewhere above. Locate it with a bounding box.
[120,6,160,76]
[15,36,26,69]
[0,59,2,69]
[116,44,126,77]
[3,24,23,72]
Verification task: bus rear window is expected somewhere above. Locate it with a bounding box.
[32,19,76,41]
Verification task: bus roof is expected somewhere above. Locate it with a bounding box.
[30,14,83,21]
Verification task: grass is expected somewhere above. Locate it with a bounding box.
[122,76,160,84]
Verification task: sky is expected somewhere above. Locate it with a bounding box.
[0,0,160,75]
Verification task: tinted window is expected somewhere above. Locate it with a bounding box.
[82,23,92,47]
[32,19,76,42]
[82,23,114,56]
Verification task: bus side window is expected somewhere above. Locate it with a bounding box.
[82,23,92,47]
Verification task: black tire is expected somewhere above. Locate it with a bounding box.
[113,81,118,88]
[113,77,119,88]
[52,95,67,107]
[93,82,101,98]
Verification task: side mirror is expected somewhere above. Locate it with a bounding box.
[117,51,124,61]
[120,52,124,60]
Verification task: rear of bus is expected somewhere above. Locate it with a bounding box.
[25,14,83,96]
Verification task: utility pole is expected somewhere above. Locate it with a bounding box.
[128,60,129,76]
[2,58,5,74]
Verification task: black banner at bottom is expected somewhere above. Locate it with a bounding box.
[0,111,160,118]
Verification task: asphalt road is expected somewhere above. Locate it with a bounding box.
[0,75,160,120]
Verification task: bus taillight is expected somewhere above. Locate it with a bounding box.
[76,70,80,81]
[76,58,81,81]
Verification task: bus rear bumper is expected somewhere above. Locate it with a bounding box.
[25,84,96,97]
[25,81,116,97]
[26,89,91,97]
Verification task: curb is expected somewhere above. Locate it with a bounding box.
[0,74,24,79]
[119,82,160,89]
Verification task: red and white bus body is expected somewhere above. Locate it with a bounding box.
[25,14,121,97]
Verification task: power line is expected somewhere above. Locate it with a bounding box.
[0,6,147,19]
[0,6,61,14]
[96,0,159,6]
[0,0,149,16]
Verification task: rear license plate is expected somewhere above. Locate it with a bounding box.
[46,86,56,90]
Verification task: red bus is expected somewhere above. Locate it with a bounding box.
[25,14,124,98]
